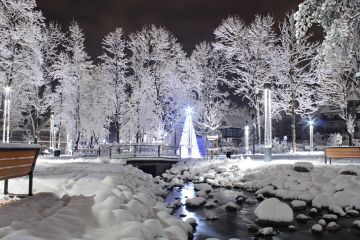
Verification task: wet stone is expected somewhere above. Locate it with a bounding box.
[311,224,323,234]
[347,209,359,217]
[288,225,296,232]
[327,222,341,231]
[225,202,239,211]
[295,214,311,223]
[248,225,259,233]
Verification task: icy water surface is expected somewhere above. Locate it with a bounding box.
[165,183,360,240]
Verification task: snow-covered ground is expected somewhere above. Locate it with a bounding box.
[164,157,360,219]
[0,156,192,240]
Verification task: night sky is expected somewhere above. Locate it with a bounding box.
[36,0,304,59]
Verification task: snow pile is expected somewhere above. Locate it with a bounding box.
[0,157,192,240]
[254,198,293,223]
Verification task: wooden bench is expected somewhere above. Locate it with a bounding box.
[324,147,360,164]
[0,144,40,196]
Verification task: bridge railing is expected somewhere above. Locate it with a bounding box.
[108,144,179,159]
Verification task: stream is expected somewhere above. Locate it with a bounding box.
[165,183,360,240]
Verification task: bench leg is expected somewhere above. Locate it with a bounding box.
[29,173,33,196]
[4,179,8,195]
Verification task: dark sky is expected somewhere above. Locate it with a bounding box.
[36,0,304,59]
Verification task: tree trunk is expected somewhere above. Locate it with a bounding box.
[75,132,80,151]
[348,132,353,146]
[291,104,296,152]
[115,120,120,143]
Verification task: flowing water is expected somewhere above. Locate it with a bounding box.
[165,183,360,240]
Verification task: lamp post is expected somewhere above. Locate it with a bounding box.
[244,121,249,155]
[252,122,256,156]
[3,86,11,143]
[264,83,272,161]
[186,106,193,158]
[309,119,314,152]
[50,112,55,150]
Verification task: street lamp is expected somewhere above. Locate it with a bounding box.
[244,121,249,155]
[50,112,55,150]
[3,86,11,143]
[264,83,272,161]
[308,118,314,152]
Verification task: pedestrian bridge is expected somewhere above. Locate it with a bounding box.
[106,144,181,176]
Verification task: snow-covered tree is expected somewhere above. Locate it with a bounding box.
[295,0,360,145]
[190,42,229,135]
[0,0,46,142]
[214,15,277,144]
[318,27,360,145]
[20,23,65,143]
[53,22,93,151]
[128,25,192,143]
[274,14,322,152]
[99,28,130,143]
[81,67,109,146]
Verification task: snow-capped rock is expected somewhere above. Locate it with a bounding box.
[254,198,293,224]
[311,224,323,234]
[185,197,206,208]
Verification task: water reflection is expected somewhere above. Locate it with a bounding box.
[165,183,360,240]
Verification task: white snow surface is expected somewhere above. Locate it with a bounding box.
[254,198,293,223]
[165,158,360,215]
[0,157,191,240]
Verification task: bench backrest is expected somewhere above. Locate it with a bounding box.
[0,144,40,181]
[324,147,360,158]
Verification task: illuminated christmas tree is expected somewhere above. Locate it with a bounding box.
[180,106,201,158]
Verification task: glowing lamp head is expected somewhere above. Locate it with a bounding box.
[308,119,314,125]
[4,86,11,92]
[186,106,193,115]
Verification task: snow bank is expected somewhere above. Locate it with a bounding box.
[254,198,293,223]
[0,157,192,240]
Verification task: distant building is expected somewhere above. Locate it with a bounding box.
[218,114,253,146]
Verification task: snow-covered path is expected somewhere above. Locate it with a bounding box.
[0,157,192,240]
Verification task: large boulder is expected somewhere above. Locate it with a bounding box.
[254,198,293,225]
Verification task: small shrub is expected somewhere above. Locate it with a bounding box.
[272,137,291,153]
[326,133,342,146]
